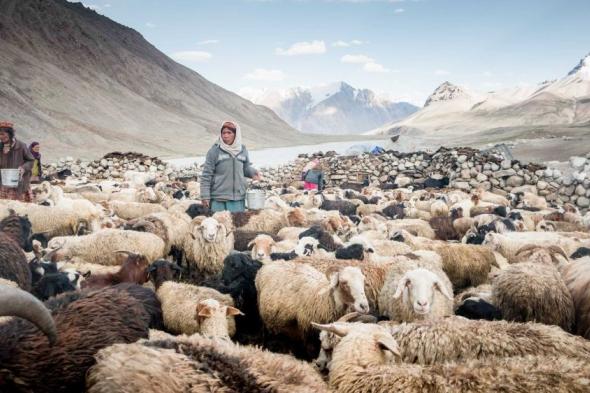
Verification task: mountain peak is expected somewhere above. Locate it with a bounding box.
[424,82,469,107]
[567,53,590,79]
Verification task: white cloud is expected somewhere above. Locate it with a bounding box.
[244,68,285,81]
[333,41,351,47]
[146,22,156,28]
[104,3,111,8]
[364,62,391,73]
[434,69,450,75]
[198,39,220,45]
[171,51,212,63]
[394,8,405,13]
[341,54,375,64]
[482,71,493,77]
[332,39,365,48]
[275,40,326,56]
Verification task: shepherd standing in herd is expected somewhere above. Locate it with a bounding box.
[0,121,35,202]
[200,121,262,213]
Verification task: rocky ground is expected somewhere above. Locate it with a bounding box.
[46,144,590,212]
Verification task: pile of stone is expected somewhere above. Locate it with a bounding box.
[43,152,199,180]
[258,147,590,211]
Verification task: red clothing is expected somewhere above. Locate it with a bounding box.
[304,181,318,190]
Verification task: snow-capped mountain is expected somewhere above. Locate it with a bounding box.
[240,82,418,135]
[367,53,590,137]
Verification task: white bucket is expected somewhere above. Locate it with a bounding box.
[1,169,20,188]
[246,189,266,210]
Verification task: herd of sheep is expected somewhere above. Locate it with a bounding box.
[1,170,590,392]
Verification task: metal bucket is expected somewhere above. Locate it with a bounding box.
[246,189,266,210]
[1,169,20,188]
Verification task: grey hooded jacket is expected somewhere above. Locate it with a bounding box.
[200,143,257,201]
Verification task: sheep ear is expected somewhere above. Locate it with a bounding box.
[328,271,339,290]
[376,334,401,358]
[392,276,410,299]
[433,280,453,300]
[226,306,244,316]
[311,322,350,337]
[83,271,91,278]
[196,303,212,318]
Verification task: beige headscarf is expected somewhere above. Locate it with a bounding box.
[218,121,243,157]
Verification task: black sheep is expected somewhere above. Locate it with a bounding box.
[0,212,33,291]
[317,194,358,217]
[32,273,78,301]
[571,247,590,260]
[423,176,450,189]
[298,225,341,252]
[270,251,298,261]
[455,298,502,321]
[335,243,372,260]
[0,284,162,393]
[185,203,211,218]
[382,203,405,219]
[203,253,263,343]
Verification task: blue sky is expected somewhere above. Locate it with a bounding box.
[75,0,590,105]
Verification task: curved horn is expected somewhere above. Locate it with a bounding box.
[113,250,134,256]
[0,285,57,345]
[44,246,62,262]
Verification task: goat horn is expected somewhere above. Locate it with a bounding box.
[113,250,133,255]
[0,285,57,345]
[44,246,62,262]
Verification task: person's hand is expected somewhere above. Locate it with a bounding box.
[18,166,24,176]
[201,200,210,208]
[253,173,262,181]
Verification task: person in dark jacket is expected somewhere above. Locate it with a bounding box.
[200,121,261,212]
[302,159,324,191]
[29,141,42,183]
[0,121,34,201]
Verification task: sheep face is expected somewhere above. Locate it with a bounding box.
[199,218,223,242]
[329,266,370,315]
[393,268,453,315]
[249,235,276,261]
[295,236,319,257]
[196,298,243,337]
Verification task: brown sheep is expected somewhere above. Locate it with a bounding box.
[82,252,150,290]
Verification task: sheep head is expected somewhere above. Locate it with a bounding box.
[248,234,276,261]
[312,322,401,365]
[199,217,224,242]
[196,298,243,338]
[327,266,369,315]
[295,236,319,257]
[392,268,453,315]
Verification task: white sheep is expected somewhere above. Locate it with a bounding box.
[256,261,369,340]
[107,201,166,220]
[183,216,234,277]
[378,264,453,322]
[157,281,239,337]
[48,229,166,266]
[483,231,590,262]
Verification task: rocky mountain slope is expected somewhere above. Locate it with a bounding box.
[369,53,590,138]
[0,0,305,160]
[241,82,418,134]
